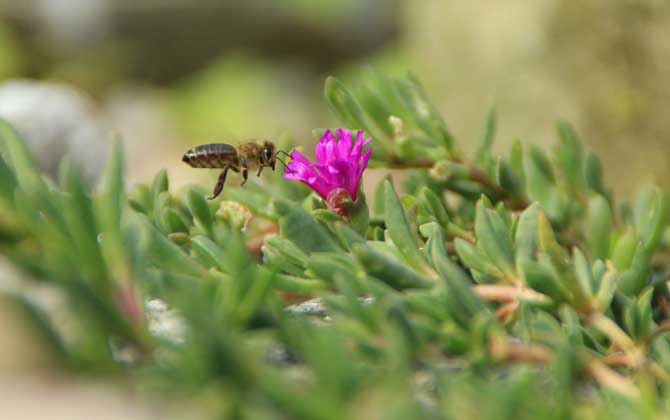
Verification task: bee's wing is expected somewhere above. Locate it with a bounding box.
[201,143,237,155]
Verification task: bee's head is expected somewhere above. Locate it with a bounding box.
[261,141,276,170]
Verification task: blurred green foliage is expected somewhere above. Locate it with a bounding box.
[0,25,21,79]
[167,54,323,141]
[1,70,670,418]
[2,1,668,197]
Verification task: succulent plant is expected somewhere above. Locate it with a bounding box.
[1,70,669,419]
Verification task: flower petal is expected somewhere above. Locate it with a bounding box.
[351,131,371,161]
[335,128,353,160]
[356,149,372,182]
[284,128,373,205]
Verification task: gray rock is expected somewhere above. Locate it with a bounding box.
[0,80,109,186]
[145,298,186,344]
[284,298,329,318]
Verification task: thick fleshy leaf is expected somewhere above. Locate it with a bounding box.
[572,248,595,297]
[324,77,368,131]
[554,121,584,194]
[353,243,432,290]
[474,198,515,279]
[454,238,504,281]
[275,200,339,253]
[515,203,542,264]
[586,194,612,260]
[187,189,214,236]
[383,180,431,275]
[417,186,449,227]
[611,229,637,271]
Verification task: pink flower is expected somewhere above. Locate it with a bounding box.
[284,129,372,210]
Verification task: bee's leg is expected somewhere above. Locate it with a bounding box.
[256,166,264,177]
[208,166,229,200]
[240,166,248,186]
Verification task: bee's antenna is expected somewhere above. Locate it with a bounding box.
[276,156,288,167]
[277,150,292,159]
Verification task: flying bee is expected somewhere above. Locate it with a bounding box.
[182,141,288,200]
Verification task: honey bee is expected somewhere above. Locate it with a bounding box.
[182,141,281,200]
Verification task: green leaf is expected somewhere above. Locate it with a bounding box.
[515,203,542,263]
[0,151,17,204]
[353,243,432,290]
[624,288,654,340]
[275,200,339,253]
[187,189,214,236]
[224,187,276,221]
[636,287,654,339]
[332,273,378,332]
[586,194,612,260]
[475,106,496,173]
[372,175,391,216]
[634,186,669,253]
[163,208,190,233]
[274,274,329,294]
[416,186,449,227]
[59,160,108,288]
[190,235,226,271]
[583,151,606,196]
[594,266,618,310]
[129,184,152,214]
[474,198,515,279]
[347,188,370,236]
[454,238,504,281]
[520,259,569,303]
[537,212,591,310]
[0,119,42,192]
[235,267,275,324]
[509,140,524,182]
[324,76,367,131]
[424,223,487,328]
[617,242,651,296]
[331,221,367,250]
[0,120,61,223]
[137,214,204,277]
[558,306,584,346]
[611,228,637,271]
[307,252,361,289]
[97,142,132,285]
[355,84,393,135]
[572,248,595,297]
[404,74,456,153]
[98,142,124,228]
[524,147,560,220]
[151,169,169,200]
[312,209,342,224]
[262,236,308,276]
[496,159,521,197]
[554,120,584,194]
[446,179,489,199]
[383,180,431,274]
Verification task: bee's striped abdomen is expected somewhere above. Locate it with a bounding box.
[182,143,238,168]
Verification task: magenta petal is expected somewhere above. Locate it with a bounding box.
[337,136,352,161]
[289,150,312,166]
[308,180,331,200]
[315,142,327,164]
[356,149,372,181]
[335,129,352,160]
[284,127,372,207]
[350,131,368,160]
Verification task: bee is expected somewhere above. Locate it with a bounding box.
[182,141,280,200]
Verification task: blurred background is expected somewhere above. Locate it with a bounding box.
[0,0,669,417]
[0,0,668,193]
